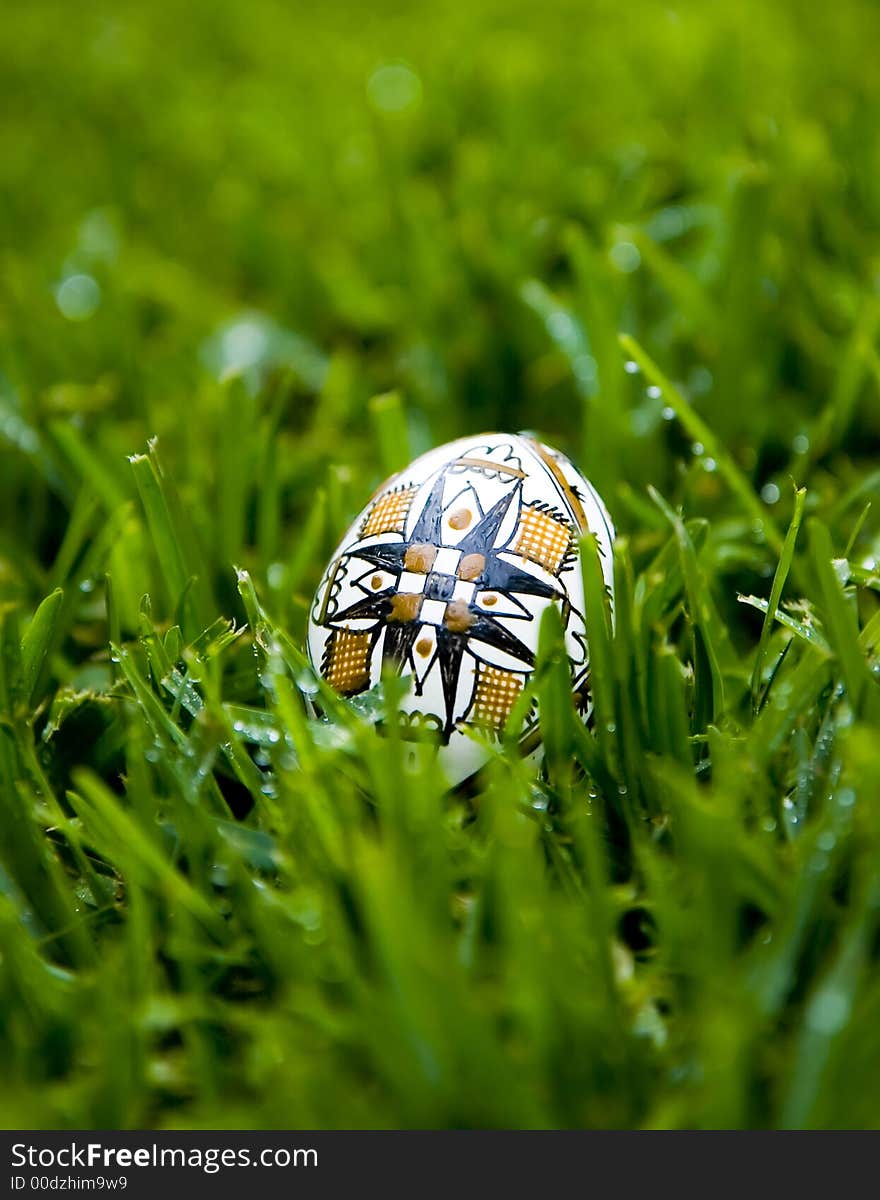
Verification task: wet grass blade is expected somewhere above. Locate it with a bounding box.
[620,333,783,556]
[808,518,880,722]
[130,442,213,639]
[750,485,806,707]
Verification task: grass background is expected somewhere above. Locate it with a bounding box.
[2,0,880,1129]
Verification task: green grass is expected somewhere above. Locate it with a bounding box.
[2,0,880,1129]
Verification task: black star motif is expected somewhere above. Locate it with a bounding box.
[318,470,577,741]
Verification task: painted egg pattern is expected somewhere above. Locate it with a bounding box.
[307,433,614,784]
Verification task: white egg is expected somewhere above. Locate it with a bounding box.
[307,432,614,784]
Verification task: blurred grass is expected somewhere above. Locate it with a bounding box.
[2,0,880,1129]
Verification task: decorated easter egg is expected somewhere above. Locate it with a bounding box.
[306,433,614,784]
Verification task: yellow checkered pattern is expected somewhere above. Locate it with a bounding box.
[323,630,371,694]
[360,487,416,537]
[513,505,572,574]
[472,665,524,730]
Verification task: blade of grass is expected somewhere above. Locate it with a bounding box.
[620,333,783,556]
[369,390,411,476]
[808,518,880,722]
[19,586,64,707]
[649,486,730,723]
[130,442,213,639]
[578,531,617,775]
[750,485,806,707]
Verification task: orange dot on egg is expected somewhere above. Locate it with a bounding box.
[458,552,485,581]
[448,508,471,530]
[415,637,433,658]
[371,574,383,589]
[389,593,422,623]
[444,600,475,632]
[404,543,437,573]
[482,593,498,606]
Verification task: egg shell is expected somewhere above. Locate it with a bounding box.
[307,432,615,784]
